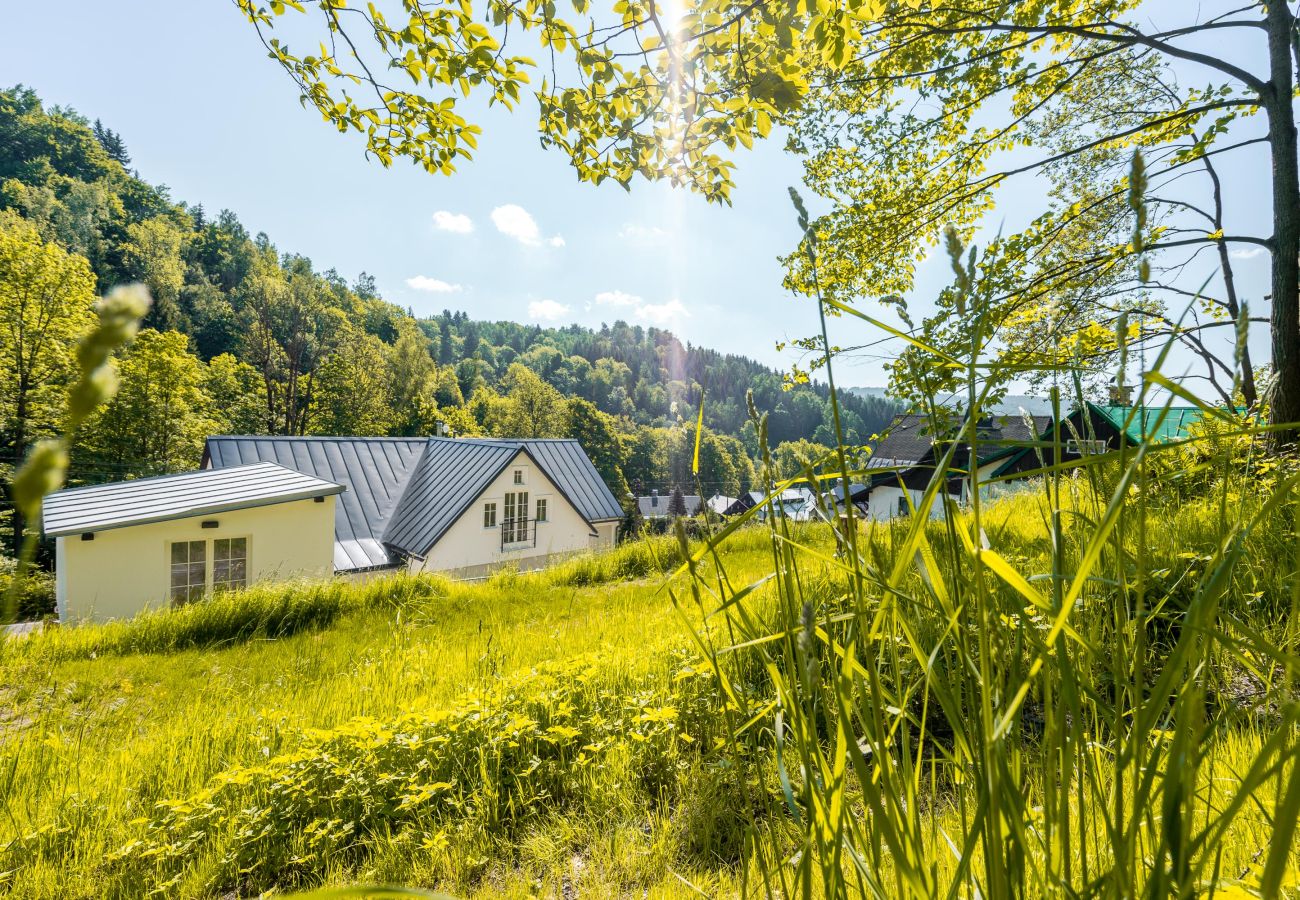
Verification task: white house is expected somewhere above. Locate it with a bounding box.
[43,436,625,622]
[42,462,343,622]
[203,436,624,581]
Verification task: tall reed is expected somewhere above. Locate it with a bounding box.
[674,164,1300,897]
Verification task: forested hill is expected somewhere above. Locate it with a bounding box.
[0,85,900,509]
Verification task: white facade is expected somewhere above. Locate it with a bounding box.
[409,449,617,578]
[56,497,336,623]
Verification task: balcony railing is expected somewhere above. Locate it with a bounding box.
[500,517,535,550]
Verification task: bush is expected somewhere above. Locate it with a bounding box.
[0,555,55,621]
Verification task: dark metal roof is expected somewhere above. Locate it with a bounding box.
[203,435,624,571]
[382,440,518,556]
[868,413,1053,471]
[506,439,624,522]
[42,462,344,538]
[204,437,427,571]
[867,414,941,469]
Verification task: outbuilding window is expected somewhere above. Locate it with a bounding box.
[213,538,248,593]
[170,540,206,604]
[1066,437,1109,455]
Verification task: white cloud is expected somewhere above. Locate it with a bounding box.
[594,289,641,307]
[634,298,690,325]
[1230,245,1267,260]
[528,299,571,321]
[592,290,689,325]
[618,223,669,242]
[490,204,564,248]
[405,275,463,293]
[432,210,474,233]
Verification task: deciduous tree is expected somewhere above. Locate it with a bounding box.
[0,212,96,551]
[79,328,215,475]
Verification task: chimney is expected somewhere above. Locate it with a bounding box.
[651,488,658,507]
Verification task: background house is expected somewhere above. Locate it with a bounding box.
[866,403,1206,520]
[43,462,342,622]
[636,489,702,518]
[866,412,1052,520]
[204,435,623,580]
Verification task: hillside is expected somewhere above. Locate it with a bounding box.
[0,86,902,513]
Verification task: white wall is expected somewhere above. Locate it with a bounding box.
[867,484,949,522]
[412,449,612,575]
[57,498,335,623]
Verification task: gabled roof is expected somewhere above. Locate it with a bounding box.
[706,495,737,515]
[867,414,939,469]
[383,440,520,556]
[510,439,624,522]
[42,462,344,538]
[869,413,1053,473]
[204,436,430,571]
[203,435,623,572]
[638,493,702,517]
[383,438,625,559]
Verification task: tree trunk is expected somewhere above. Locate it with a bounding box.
[1266,2,1300,444]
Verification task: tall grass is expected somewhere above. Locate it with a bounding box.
[5,530,762,666]
[666,185,1300,896]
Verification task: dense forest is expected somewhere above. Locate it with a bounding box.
[0,85,900,549]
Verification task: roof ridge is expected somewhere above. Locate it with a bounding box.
[209,435,428,442]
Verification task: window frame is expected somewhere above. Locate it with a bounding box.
[484,501,498,528]
[212,536,249,594]
[513,469,524,485]
[1066,437,1109,456]
[169,539,207,604]
[535,498,548,523]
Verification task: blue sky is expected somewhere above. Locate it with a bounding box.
[0,2,1277,394]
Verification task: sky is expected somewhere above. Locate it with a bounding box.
[0,2,1279,394]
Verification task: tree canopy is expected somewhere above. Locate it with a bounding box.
[239,1,1298,436]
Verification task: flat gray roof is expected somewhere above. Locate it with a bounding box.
[41,462,345,538]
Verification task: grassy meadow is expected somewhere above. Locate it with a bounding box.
[0,529,805,898]
[3,451,1300,898]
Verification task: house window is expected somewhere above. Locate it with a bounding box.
[504,491,529,543]
[213,538,248,593]
[170,540,206,604]
[896,496,909,518]
[1066,438,1109,455]
[484,502,497,528]
[513,469,524,485]
[536,498,548,522]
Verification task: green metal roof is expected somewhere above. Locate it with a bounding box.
[1088,403,1204,445]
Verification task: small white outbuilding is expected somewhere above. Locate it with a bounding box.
[42,462,343,623]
